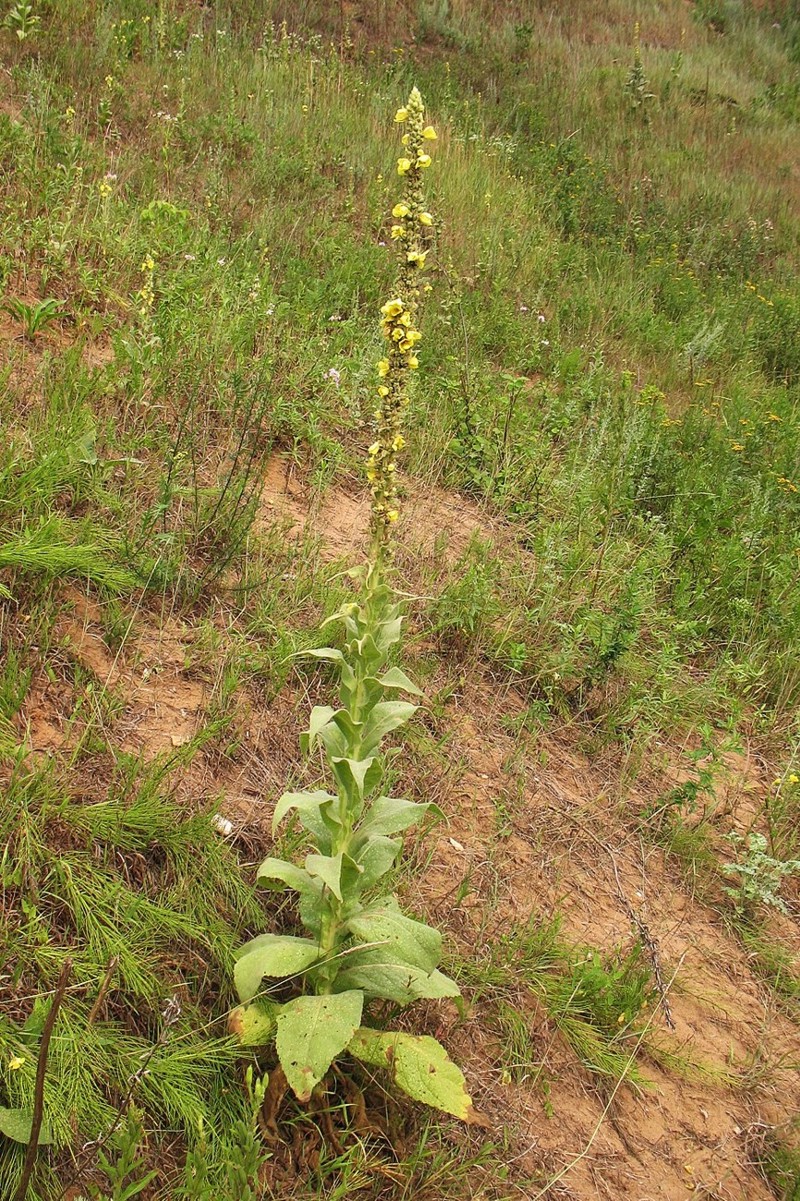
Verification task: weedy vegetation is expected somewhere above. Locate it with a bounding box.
[1,1,799,1199]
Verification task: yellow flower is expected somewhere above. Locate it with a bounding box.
[397,158,412,175]
[392,203,410,218]
[64,106,76,120]
[377,359,390,377]
[390,225,405,239]
[394,107,409,122]
[368,441,381,455]
[392,435,406,450]
[419,212,433,226]
[401,133,410,146]
[422,125,437,140]
[408,355,419,369]
[366,470,378,482]
[9,1056,24,1071]
[381,299,404,318]
[377,385,389,397]
[417,153,432,168]
[407,250,427,268]
[790,774,800,785]
[386,509,399,523]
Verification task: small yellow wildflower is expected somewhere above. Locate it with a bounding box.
[392,435,406,450]
[790,774,799,784]
[401,133,410,146]
[9,1056,24,1071]
[386,509,399,523]
[381,299,404,318]
[105,75,114,88]
[422,125,437,140]
[417,153,432,168]
[377,359,390,377]
[419,212,433,226]
[408,355,419,369]
[377,385,389,397]
[397,157,412,175]
[368,441,381,456]
[392,203,410,218]
[394,107,409,122]
[407,249,427,268]
[64,106,76,120]
[391,225,405,240]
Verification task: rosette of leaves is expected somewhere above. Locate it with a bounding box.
[231,567,478,1122]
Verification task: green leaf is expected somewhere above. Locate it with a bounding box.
[228,1000,279,1046]
[348,1029,480,1123]
[301,647,345,664]
[357,796,432,838]
[305,852,343,900]
[272,790,339,843]
[354,834,401,890]
[307,705,338,752]
[256,857,318,896]
[361,701,417,755]
[346,904,442,972]
[376,667,424,696]
[0,1106,52,1145]
[276,991,364,1101]
[330,755,380,804]
[374,613,403,653]
[335,951,460,1005]
[234,934,321,1002]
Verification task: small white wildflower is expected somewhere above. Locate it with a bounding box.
[326,368,341,386]
[213,814,234,837]
[519,304,529,313]
[184,253,196,261]
[537,313,546,323]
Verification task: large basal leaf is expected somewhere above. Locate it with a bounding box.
[276,991,364,1101]
[228,999,279,1046]
[356,795,432,838]
[346,904,442,972]
[234,934,322,1002]
[348,1028,484,1124]
[0,1106,52,1145]
[335,950,460,1006]
[360,701,417,755]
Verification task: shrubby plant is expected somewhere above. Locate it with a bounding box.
[231,89,477,1123]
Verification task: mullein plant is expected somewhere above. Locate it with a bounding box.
[231,89,478,1123]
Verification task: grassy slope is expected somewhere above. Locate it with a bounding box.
[1,0,799,1197]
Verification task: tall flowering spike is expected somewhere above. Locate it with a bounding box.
[369,86,436,558]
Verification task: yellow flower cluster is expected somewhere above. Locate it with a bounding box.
[136,254,156,320]
[368,86,436,552]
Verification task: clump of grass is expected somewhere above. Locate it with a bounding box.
[461,916,656,1089]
